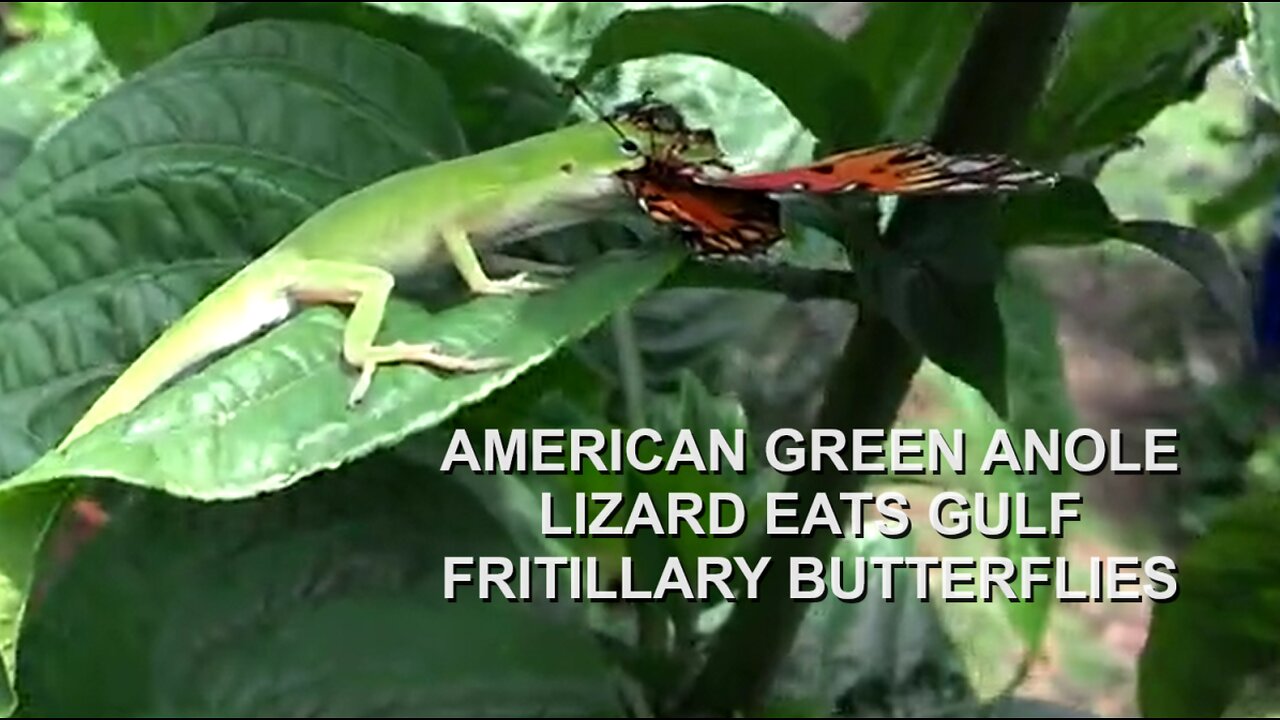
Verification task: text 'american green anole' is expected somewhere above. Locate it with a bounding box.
[56,100,721,451]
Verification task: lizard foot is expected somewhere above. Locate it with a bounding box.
[348,342,509,407]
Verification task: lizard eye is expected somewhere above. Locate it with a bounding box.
[619,139,641,156]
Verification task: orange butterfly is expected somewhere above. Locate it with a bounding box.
[604,95,1056,258]
[618,158,783,257]
[693,141,1058,196]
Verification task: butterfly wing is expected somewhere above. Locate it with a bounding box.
[698,142,1057,195]
[622,166,784,256]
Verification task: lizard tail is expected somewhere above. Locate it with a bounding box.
[57,280,291,451]
[58,323,204,451]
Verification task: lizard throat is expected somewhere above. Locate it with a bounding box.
[470,174,634,247]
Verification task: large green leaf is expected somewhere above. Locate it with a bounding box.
[1027,2,1242,168]
[867,248,1008,418]
[1000,176,1122,248]
[1139,493,1280,717]
[10,250,682,500]
[395,1,812,169]
[17,455,629,716]
[0,19,466,475]
[212,1,570,150]
[0,19,468,711]
[991,265,1078,648]
[907,264,1079,671]
[577,5,881,149]
[843,1,984,140]
[77,2,216,74]
[0,132,31,184]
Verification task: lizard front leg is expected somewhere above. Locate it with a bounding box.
[290,259,506,407]
[442,225,555,296]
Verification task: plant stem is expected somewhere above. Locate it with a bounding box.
[610,310,670,657]
[677,3,1075,715]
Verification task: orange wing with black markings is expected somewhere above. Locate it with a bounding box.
[620,160,784,257]
[696,142,1057,195]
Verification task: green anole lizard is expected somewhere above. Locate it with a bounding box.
[56,100,722,451]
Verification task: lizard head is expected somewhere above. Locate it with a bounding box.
[609,95,724,168]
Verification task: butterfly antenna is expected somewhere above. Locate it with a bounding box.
[560,76,632,144]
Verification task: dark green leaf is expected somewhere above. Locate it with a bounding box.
[869,251,1007,417]
[895,197,1003,284]
[577,5,881,149]
[0,18,470,709]
[893,266,1080,681]
[843,1,984,140]
[1027,2,1243,166]
[0,131,31,182]
[993,266,1078,648]
[0,18,467,471]
[78,1,215,74]
[211,1,570,150]
[1000,176,1122,248]
[1139,493,1280,717]
[17,456,629,716]
[1120,220,1254,342]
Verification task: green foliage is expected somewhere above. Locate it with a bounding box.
[993,266,1079,649]
[770,532,975,717]
[8,3,78,39]
[885,265,1079,697]
[1001,177,1122,247]
[9,250,682,499]
[0,16,680,711]
[1193,142,1280,231]
[0,19,468,473]
[1027,1,1243,168]
[77,2,215,74]
[16,457,629,716]
[0,486,66,715]
[0,1,1270,716]
[578,5,880,149]
[211,2,570,150]
[0,25,115,154]
[1246,2,1280,111]
[1003,183,1254,346]
[867,251,1009,415]
[843,1,983,140]
[1139,493,1280,717]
